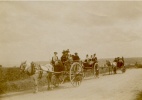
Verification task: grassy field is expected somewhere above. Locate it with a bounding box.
[0,67,29,94]
[0,66,135,94]
[0,67,99,94]
[0,57,141,94]
[135,91,142,100]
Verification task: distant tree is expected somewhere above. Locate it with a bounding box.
[135,62,138,66]
[0,65,2,67]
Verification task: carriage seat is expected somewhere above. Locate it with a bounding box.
[83,61,94,69]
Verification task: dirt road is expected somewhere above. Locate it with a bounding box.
[1,68,142,100]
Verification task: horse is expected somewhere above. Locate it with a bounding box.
[94,62,99,78]
[105,60,113,75]
[111,59,126,74]
[112,61,117,74]
[19,61,54,93]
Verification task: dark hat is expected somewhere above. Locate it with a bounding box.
[54,52,57,54]
[66,49,70,52]
[75,52,78,54]
[62,50,66,53]
[94,53,96,55]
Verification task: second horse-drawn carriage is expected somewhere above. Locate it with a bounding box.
[82,59,99,78]
[105,57,126,74]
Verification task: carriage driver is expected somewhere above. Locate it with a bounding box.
[73,52,80,62]
[51,52,58,66]
[83,54,90,67]
[61,50,68,65]
[92,53,98,63]
[85,54,89,63]
[122,56,125,66]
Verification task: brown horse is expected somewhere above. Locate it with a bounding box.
[20,61,54,93]
[94,62,99,78]
[105,60,113,75]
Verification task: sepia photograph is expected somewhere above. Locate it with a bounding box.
[0,1,142,100]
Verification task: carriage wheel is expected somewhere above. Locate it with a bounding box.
[51,74,59,87]
[70,62,83,87]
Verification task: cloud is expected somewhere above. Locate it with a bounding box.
[1,1,142,66]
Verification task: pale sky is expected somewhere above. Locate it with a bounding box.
[0,1,142,66]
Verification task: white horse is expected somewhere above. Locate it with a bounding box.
[94,62,99,78]
[111,61,117,74]
[19,61,54,93]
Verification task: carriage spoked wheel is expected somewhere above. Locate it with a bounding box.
[70,62,83,87]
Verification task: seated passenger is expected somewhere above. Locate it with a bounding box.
[54,60,64,72]
[51,52,58,66]
[73,52,80,62]
[68,54,73,62]
[92,53,98,64]
[83,54,90,67]
[85,54,89,62]
[89,55,93,61]
[61,50,68,65]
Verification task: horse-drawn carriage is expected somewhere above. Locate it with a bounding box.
[114,58,126,74]
[20,60,84,93]
[105,58,126,74]
[51,60,84,87]
[82,60,99,78]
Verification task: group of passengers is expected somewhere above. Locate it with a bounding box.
[51,49,98,68]
[51,50,99,78]
[113,57,125,67]
[83,54,98,68]
[51,49,80,67]
[84,54,98,63]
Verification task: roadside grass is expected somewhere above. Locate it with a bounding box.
[0,65,134,94]
[0,77,49,94]
[136,64,142,68]
[135,91,142,100]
